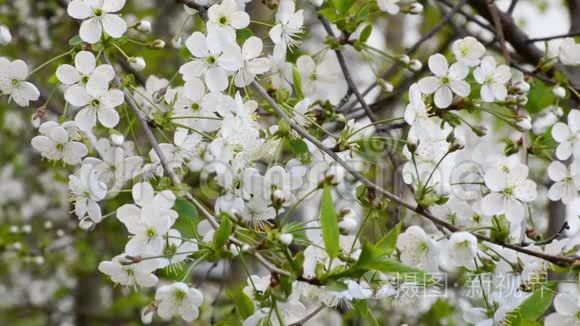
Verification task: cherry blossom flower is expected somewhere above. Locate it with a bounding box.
[481,162,537,224]
[558,38,580,66]
[552,109,580,160]
[66,77,124,131]
[452,36,485,67]
[296,54,347,105]
[155,282,203,321]
[207,0,249,45]
[98,254,161,287]
[544,291,580,326]
[56,51,115,91]
[396,225,440,272]
[116,182,178,256]
[418,54,470,108]
[234,36,270,87]
[67,0,128,44]
[403,83,428,126]
[0,58,40,107]
[547,161,580,204]
[269,0,304,58]
[377,0,400,14]
[443,232,478,270]
[473,56,511,102]
[0,25,12,45]
[82,143,142,195]
[69,164,108,229]
[31,121,88,165]
[179,32,242,92]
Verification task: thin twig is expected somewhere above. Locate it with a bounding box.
[526,31,580,43]
[288,304,326,326]
[485,0,510,64]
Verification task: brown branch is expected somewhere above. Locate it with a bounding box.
[485,0,510,64]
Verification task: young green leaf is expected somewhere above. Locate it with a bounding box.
[320,184,339,259]
[376,222,402,255]
[213,214,233,249]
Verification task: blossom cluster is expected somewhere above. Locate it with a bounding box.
[1,0,580,325]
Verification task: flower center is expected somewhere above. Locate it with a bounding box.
[174,289,186,302]
[56,143,64,152]
[219,16,228,25]
[94,8,103,17]
[91,99,101,107]
[191,103,200,111]
[206,56,216,65]
[146,228,156,238]
[441,76,449,85]
[11,79,19,86]
[502,187,513,196]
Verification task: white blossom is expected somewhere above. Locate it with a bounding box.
[0,58,40,107]
[155,282,203,321]
[31,121,88,165]
[396,226,440,272]
[67,0,128,44]
[473,56,511,102]
[418,54,470,108]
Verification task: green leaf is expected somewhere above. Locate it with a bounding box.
[236,28,253,44]
[288,138,308,155]
[69,35,82,46]
[332,242,431,283]
[213,214,233,249]
[292,66,304,100]
[376,222,402,255]
[353,300,380,326]
[518,282,557,321]
[359,24,372,43]
[174,198,199,219]
[526,81,556,115]
[331,0,354,15]
[320,184,339,259]
[226,286,254,319]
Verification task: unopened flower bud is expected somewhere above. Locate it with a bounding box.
[0,25,11,45]
[172,36,183,48]
[378,79,394,92]
[128,57,146,71]
[44,221,53,229]
[141,306,154,324]
[56,229,65,237]
[242,244,251,252]
[404,3,423,14]
[229,244,240,256]
[409,60,423,72]
[11,242,22,251]
[339,217,358,234]
[552,86,566,98]
[279,233,294,245]
[149,39,166,49]
[398,55,410,64]
[9,225,19,234]
[111,133,125,146]
[22,224,32,233]
[135,20,152,32]
[32,256,45,265]
[516,116,532,131]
